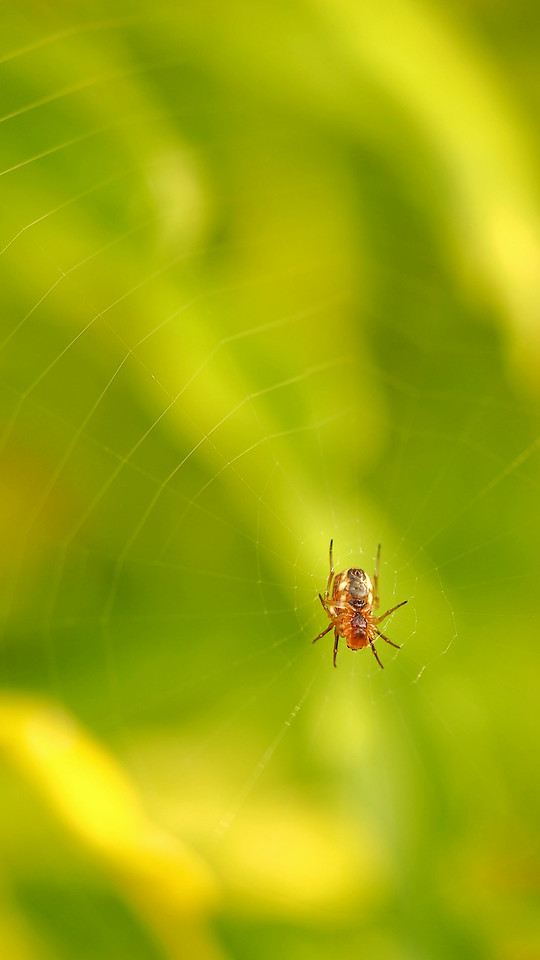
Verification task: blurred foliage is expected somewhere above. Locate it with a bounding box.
[1,1,540,958]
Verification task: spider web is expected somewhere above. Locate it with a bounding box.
[1,5,540,960]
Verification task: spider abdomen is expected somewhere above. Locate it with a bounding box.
[332,568,374,608]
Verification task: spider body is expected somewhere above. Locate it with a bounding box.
[313,541,407,668]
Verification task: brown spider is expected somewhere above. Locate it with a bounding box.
[312,540,407,668]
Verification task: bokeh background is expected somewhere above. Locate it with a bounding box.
[1,2,540,958]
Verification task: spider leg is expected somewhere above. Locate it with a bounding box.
[375,599,407,624]
[324,538,335,602]
[312,622,334,644]
[333,629,339,667]
[373,543,381,611]
[318,593,331,614]
[368,637,384,669]
[320,594,350,617]
[375,627,401,649]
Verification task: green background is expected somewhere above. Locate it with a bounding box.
[1,2,539,958]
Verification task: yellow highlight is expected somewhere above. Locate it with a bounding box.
[0,695,221,960]
[316,0,540,374]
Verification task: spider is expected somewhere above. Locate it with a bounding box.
[312,540,407,668]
